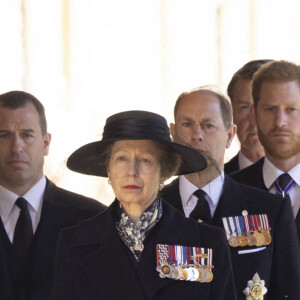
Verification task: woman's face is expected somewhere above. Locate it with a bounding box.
[107,140,162,208]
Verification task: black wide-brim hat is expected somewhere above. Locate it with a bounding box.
[67,110,207,177]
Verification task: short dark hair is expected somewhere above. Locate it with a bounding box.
[174,86,232,129]
[227,59,273,102]
[252,60,300,106]
[0,90,47,135]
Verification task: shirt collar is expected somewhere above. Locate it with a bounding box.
[238,151,253,170]
[0,176,46,222]
[179,172,225,207]
[263,157,300,188]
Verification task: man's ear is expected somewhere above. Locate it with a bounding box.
[170,123,175,140]
[225,124,237,149]
[250,104,257,126]
[43,133,51,156]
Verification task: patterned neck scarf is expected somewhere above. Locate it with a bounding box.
[116,196,163,261]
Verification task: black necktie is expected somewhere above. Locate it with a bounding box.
[190,189,212,223]
[274,173,295,199]
[13,197,33,263]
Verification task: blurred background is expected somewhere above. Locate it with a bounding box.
[1,0,300,205]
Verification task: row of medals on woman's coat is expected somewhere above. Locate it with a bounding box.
[157,262,214,283]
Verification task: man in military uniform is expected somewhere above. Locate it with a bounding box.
[162,86,300,299]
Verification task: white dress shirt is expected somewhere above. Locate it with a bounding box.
[238,151,253,171]
[0,176,46,242]
[179,172,225,218]
[263,157,300,218]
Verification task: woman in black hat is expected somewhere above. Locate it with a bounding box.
[53,111,236,300]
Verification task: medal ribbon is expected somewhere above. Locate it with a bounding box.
[238,216,246,236]
[156,244,213,268]
[186,246,191,265]
[233,216,239,236]
[208,248,213,268]
[273,178,296,197]
[242,215,249,235]
[255,214,262,231]
[263,214,271,232]
[156,244,169,267]
[183,245,187,265]
[175,245,181,266]
[252,215,259,232]
[235,216,241,236]
[248,215,255,233]
[170,245,175,265]
[190,247,195,264]
[259,215,266,230]
[222,217,233,239]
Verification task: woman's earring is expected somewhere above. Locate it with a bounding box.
[108,178,111,185]
[159,183,164,191]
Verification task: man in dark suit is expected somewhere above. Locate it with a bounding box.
[162,86,300,299]
[0,91,106,300]
[231,60,300,243]
[225,60,271,174]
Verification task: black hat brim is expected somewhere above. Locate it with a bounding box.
[67,138,207,177]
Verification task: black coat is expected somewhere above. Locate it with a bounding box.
[224,154,240,174]
[231,157,300,242]
[53,200,236,300]
[162,176,300,300]
[0,179,106,300]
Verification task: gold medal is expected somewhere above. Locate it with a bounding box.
[180,268,188,280]
[229,235,240,247]
[262,229,272,245]
[161,263,171,275]
[238,234,248,247]
[247,232,257,246]
[253,231,265,247]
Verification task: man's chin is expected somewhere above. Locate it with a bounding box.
[9,171,31,182]
[265,146,298,160]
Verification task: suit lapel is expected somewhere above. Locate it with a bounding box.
[30,181,66,294]
[212,176,261,227]
[224,153,239,174]
[254,158,268,190]
[231,157,268,190]
[295,211,300,242]
[0,225,13,300]
[71,202,146,299]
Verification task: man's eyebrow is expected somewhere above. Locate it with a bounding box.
[236,100,251,104]
[0,129,36,133]
[178,116,215,123]
[177,116,194,122]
